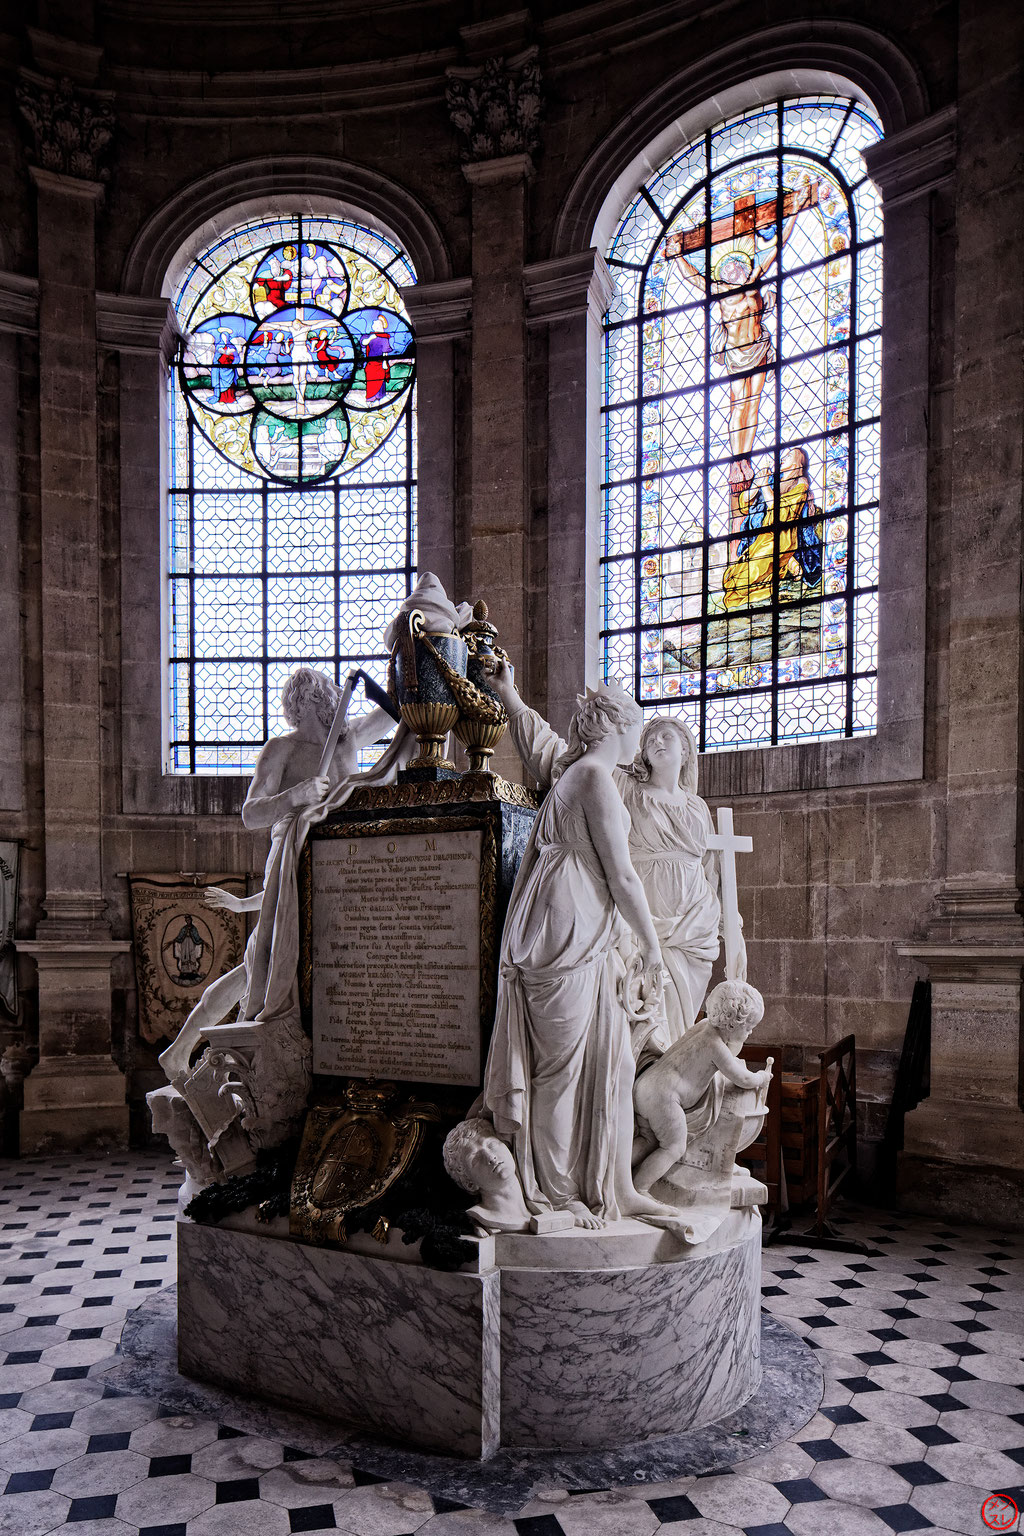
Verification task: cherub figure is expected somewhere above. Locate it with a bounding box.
[632,980,770,1195]
[442,1117,532,1235]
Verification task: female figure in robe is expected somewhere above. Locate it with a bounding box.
[487,668,731,1050]
[363,316,392,402]
[478,682,668,1229]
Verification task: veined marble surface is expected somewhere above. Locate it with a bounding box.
[175,1208,763,1459]
[176,1219,500,1457]
[501,1221,762,1448]
[114,1284,820,1517]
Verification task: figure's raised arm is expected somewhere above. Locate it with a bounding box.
[709,1030,767,1089]
[663,233,706,293]
[483,656,567,787]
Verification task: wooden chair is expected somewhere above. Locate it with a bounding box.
[814,1034,857,1237]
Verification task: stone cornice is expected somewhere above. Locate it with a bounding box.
[0,271,40,335]
[525,249,616,326]
[898,942,1024,987]
[400,277,472,341]
[462,152,534,188]
[29,165,106,202]
[96,293,181,358]
[106,55,454,120]
[862,105,957,207]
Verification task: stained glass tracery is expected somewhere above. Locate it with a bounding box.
[601,97,883,751]
[167,214,417,774]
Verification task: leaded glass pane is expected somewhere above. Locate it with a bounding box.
[601,96,882,750]
[167,213,416,773]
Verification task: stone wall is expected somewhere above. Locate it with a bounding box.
[0,0,1020,1217]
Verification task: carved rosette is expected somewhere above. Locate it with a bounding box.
[16,73,115,182]
[445,49,542,162]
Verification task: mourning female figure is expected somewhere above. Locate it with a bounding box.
[477,682,670,1230]
[486,664,737,1052]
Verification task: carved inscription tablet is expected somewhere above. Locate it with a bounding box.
[311,828,483,1086]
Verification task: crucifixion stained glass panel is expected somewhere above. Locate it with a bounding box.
[601,97,883,751]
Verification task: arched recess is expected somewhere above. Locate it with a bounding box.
[535,29,945,794]
[113,159,458,816]
[551,23,928,261]
[121,155,452,297]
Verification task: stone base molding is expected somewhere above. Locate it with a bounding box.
[15,940,131,1153]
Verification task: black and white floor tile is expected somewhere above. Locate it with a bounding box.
[1,1153,1022,1536]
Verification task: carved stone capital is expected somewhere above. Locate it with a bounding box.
[446,47,541,163]
[17,70,115,184]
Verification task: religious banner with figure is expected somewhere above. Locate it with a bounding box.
[0,841,21,1018]
[128,874,249,1045]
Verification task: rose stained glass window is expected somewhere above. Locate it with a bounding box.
[601,97,883,750]
[167,213,416,773]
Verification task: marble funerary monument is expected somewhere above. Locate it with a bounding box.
[151,573,776,1458]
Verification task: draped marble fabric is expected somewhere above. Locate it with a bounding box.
[479,772,640,1221]
[160,725,413,1083]
[506,707,721,1046]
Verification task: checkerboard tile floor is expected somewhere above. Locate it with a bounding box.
[1,1154,1021,1536]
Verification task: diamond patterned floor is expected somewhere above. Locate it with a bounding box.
[1,1153,1022,1536]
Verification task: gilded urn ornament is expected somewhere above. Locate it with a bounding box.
[455,601,510,772]
[390,608,469,769]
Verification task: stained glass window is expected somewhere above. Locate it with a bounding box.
[167,213,416,773]
[601,97,882,750]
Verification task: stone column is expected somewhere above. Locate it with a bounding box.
[15,69,129,1152]
[881,69,1024,1222]
[400,277,472,599]
[526,250,616,735]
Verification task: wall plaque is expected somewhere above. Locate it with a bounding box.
[307,825,486,1086]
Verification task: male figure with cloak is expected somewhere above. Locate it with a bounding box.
[151,663,413,1184]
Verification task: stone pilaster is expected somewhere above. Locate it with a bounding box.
[15,67,129,1151]
[446,51,540,771]
[400,277,472,600]
[877,74,1024,1221]
[525,250,616,736]
[454,154,531,780]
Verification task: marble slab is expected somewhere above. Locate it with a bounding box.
[500,1218,762,1448]
[176,1207,764,1460]
[113,1286,821,1518]
[311,827,484,1085]
[176,1219,500,1457]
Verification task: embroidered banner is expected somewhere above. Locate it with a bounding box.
[0,841,21,1018]
[129,874,248,1046]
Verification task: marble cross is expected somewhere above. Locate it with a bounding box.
[706,807,752,980]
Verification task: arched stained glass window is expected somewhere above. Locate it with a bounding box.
[167,213,417,773]
[601,97,883,750]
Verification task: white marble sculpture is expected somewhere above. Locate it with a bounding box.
[476,680,678,1231]
[150,648,416,1186]
[442,1117,532,1234]
[633,979,773,1242]
[485,664,744,1048]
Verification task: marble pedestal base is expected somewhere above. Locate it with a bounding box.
[176,1208,762,1459]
